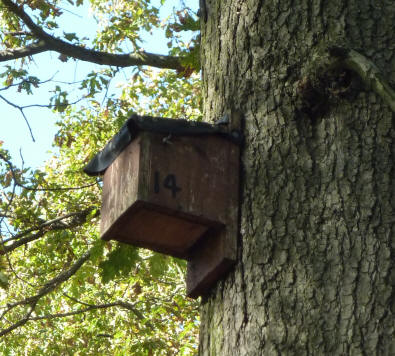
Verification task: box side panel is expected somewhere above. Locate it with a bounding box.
[184,137,240,298]
[186,229,236,298]
[100,138,141,238]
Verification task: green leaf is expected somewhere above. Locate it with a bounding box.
[63,32,78,42]
[148,253,169,278]
[99,244,140,283]
[0,271,9,289]
[90,239,105,263]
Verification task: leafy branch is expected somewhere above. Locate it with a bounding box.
[0,151,98,192]
[0,208,99,254]
[4,209,98,243]
[0,71,55,92]
[0,249,91,337]
[0,0,185,71]
[0,152,100,254]
[0,91,89,140]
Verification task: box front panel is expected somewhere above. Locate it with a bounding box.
[143,134,239,225]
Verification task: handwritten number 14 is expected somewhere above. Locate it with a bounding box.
[154,171,181,198]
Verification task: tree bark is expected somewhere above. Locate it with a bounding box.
[198,1,395,355]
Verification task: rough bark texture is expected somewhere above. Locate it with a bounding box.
[199,1,395,355]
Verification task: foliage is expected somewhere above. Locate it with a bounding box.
[0,0,201,354]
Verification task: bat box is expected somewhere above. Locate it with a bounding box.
[84,115,240,297]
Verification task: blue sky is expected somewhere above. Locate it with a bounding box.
[0,0,198,169]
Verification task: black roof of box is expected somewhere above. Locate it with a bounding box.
[83,114,241,176]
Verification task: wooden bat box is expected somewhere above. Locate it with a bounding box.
[86,116,240,298]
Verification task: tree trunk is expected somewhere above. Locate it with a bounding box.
[198,1,395,355]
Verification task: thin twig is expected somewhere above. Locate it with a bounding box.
[0,91,87,110]
[0,94,35,141]
[0,72,83,92]
[30,303,121,320]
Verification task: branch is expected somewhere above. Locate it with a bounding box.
[0,72,86,140]
[1,0,185,71]
[0,250,90,337]
[63,294,154,329]
[330,47,395,113]
[0,208,99,254]
[29,302,122,320]
[8,208,98,241]
[0,308,36,337]
[3,31,33,36]
[0,71,57,92]
[29,300,147,324]
[0,40,48,61]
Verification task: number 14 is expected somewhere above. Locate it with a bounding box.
[154,171,181,198]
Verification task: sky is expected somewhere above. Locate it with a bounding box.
[0,0,198,169]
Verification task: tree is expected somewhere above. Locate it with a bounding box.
[197,1,395,355]
[1,1,394,356]
[0,0,201,354]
